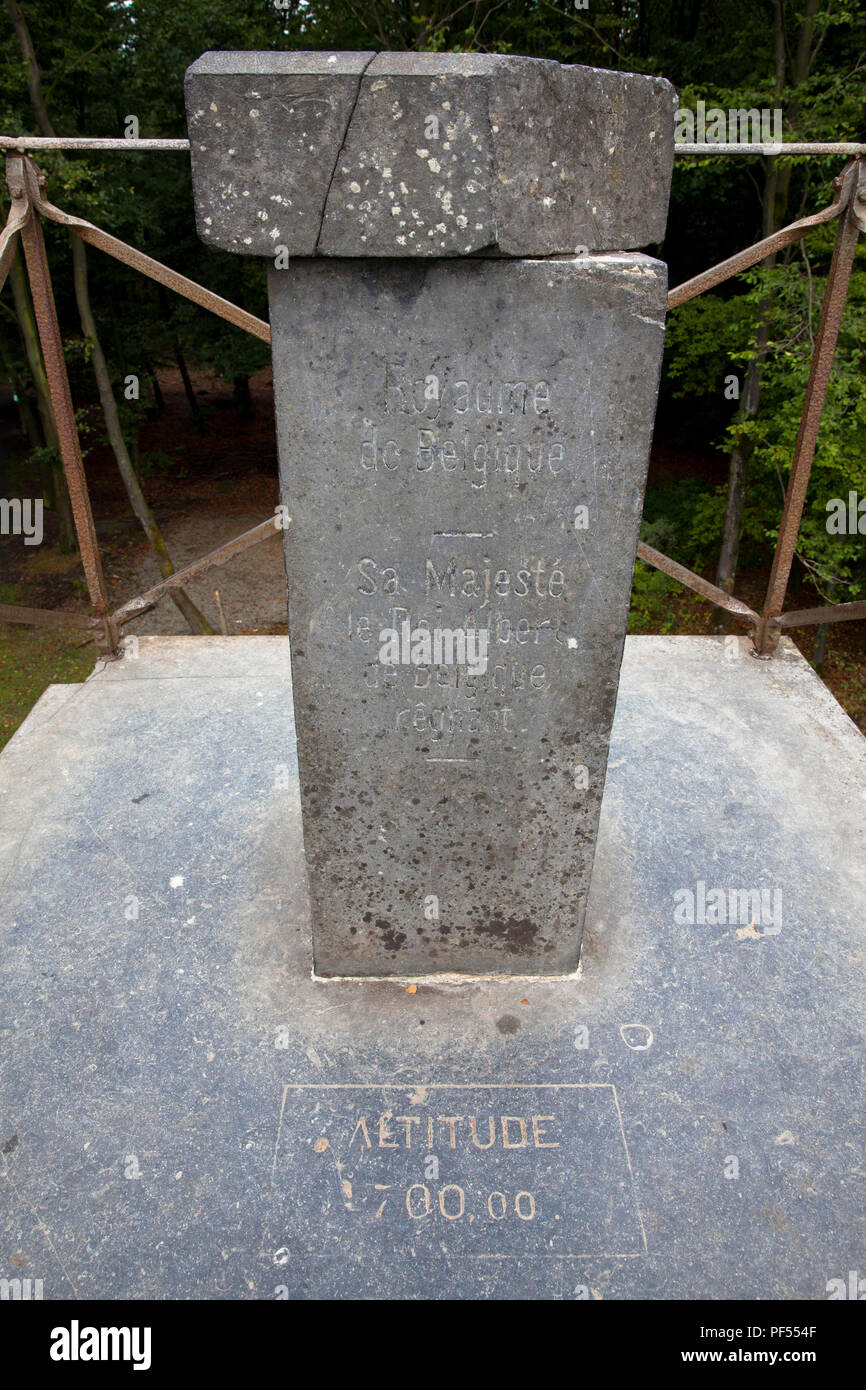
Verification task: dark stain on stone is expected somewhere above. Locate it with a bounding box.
[496,1015,520,1034]
[370,260,432,310]
[376,918,406,952]
[1,1133,18,1155]
[474,912,539,954]
[131,792,150,804]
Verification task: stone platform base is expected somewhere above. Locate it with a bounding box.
[0,635,863,1299]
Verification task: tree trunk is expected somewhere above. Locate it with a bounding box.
[811,580,836,673]
[155,285,202,427]
[710,269,775,630]
[233,374,252,419]
[143,357,165,414]
[9,247,75,550]
[71,240,213,635]
[175,343,202,426]
[714,368,758,598]
[5,0,212,634]
[0,326,41,448]
[711,0,815,631]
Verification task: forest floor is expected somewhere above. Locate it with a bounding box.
[2,365,864,749]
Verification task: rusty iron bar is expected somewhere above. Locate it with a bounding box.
[0,602,97,630]
[776,598,866,629]
[667,162,857,310]
[29,175,270,344]
[7,155,117,656]
[4,138,862,655]
[0,136,190,151]
[636,542,760,623]
[0,196,28,293]
[111,517,281,624]
[754,158,865,655]
[1,152,275,649]
[4,135,866,155]
[674,142,866,156]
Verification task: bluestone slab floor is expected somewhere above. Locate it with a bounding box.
[0,634,863,1299]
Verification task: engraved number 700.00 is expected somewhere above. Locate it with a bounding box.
[405,1184,536,1221]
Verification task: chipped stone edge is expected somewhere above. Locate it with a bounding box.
[311,965,583,987]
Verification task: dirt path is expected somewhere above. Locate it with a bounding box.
[114,512,288,636]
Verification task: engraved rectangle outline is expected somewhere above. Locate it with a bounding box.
[272,1081,647,1259]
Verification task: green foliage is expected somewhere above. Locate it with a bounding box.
[1,0,865,622]
[664,240,866,600]
[664,295,753,399]
[629,562,677,634]
[137,447,187,481]
[0,621,95,750]
[629,505,698,633]
[23,440,61,474]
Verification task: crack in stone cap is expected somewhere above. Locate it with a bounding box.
[185,50,676,258]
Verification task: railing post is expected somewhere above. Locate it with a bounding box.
[6,154,118,657]
[754,158,865,656]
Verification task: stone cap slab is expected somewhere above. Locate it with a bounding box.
[185,50,676,257]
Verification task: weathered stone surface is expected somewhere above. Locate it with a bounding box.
[269,253,667,975]
[318,52,495,258]
[186,48,673,976]
[481,57,674,257]
[2,634,865,1294]
[186,51,675,257]
[185,51,375,256]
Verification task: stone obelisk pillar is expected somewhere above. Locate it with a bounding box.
[186,51,675,976]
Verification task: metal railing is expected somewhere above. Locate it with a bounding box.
[1,137,865,659]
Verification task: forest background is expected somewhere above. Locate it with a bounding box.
[0,0,864,743]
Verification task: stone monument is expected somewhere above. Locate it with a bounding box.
[186,51,675,976]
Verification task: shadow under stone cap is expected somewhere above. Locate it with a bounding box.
[186,50,676,258]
